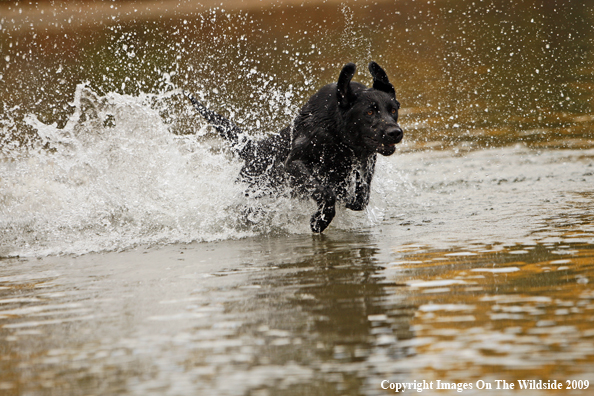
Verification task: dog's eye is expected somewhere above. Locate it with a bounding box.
[391,108,397,114]
[367,110,374,116]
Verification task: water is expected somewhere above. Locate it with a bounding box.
[1,0,594,395]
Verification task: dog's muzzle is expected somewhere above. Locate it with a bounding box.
[374,125,403,156]
[386,125,404,144]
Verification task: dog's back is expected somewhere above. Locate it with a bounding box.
[238,126,292,197]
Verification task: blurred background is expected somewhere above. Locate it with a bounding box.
[2,0,593,151]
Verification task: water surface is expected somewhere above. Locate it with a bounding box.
[1,0,594,395]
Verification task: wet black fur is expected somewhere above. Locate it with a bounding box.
[186,62,403,233]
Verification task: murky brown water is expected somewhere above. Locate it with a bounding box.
[1,0,594,395]
[2,0,593,150]
[1,233,594,395]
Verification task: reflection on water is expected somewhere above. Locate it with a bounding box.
[0,234,406,395]
[1,236,594,395]
[1,0,594,394]
[387,243,594,388]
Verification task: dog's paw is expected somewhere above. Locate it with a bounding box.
[310,205,336,233]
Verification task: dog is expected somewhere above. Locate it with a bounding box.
[186,62,403,233]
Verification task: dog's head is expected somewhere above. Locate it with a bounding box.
[336,62,403,156]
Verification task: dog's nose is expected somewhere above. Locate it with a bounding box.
[386,125,403,143]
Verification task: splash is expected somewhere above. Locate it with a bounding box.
[0,85,385,258]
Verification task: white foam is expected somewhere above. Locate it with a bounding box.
[0,85,385,257]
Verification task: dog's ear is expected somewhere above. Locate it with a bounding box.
[337,63,357,108]
[368,62,395,97]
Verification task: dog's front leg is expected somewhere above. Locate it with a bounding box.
[345,155,376,211]
[310,185,336,233]
[286,158,336,233]
[345,173,370,211]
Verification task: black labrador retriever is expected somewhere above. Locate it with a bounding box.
[186,61,403,233]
